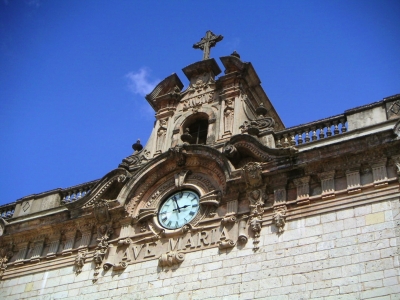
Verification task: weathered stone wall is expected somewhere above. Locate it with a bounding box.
[1,199,399,300]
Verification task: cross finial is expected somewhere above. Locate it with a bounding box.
[193,30,223,60]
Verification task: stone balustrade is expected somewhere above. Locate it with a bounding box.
[274,114,348,147]
[0,202,16,219]
[62,180,98,204]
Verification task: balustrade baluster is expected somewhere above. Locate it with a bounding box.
[275,136,282,148]
[283,134,289,148]
[318,126,325,139]
[305,129,310,143]
[340,118,347,133]
[311,127,317,141]
[333,121,339,135]
[326,122,332,137]
[290,132,296,146]
[297,131,303,144]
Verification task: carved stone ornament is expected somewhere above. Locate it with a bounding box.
[174,170,191,188]
[74,250,87,275]
[169,145,186,167]
[273,207,287,234]
[92,224,113,283]
[242,162,263,189]
[240,117,275,136]
[249,216,262,251]
[93,199,113,224]
[392,155,400,184]
[119,149,150,170]
[0,243,14,279]
[158,251,185,268]
[218,239,236,250]
[394,119,400,140]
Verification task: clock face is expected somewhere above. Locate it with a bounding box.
[158,190,200,229]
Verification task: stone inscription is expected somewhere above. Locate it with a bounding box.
[107,226,230,266]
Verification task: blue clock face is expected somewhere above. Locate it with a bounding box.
[158,190,200,229]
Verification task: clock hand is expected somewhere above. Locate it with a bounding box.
[173,197,181,213]
[172,205,190,212]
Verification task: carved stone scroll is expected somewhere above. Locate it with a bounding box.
[158,251,185,267]
[218,239,236,250]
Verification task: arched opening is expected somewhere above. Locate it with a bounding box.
[187,119,208,145]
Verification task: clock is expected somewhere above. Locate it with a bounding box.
[158,190,200,229]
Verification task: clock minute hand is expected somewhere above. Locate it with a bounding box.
[173,197,181,213]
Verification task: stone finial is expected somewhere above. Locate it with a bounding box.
[231,50,240,59]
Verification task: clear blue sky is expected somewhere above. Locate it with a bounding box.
[0,1,399,205]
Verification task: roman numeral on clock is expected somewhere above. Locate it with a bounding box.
[189,211,195,216]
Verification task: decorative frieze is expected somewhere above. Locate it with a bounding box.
[346,169,361,193]
[319,171,335,199]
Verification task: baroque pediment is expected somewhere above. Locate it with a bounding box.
[68,168,131,218]
[145,73,184,112]
[223,134,297,168]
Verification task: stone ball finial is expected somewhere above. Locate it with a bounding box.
[231,50,240,59]
[132,139,143,152]
[256,103,268,117]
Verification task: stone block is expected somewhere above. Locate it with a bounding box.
[239,280,260,293]
[321,212,337,223]
[383,276,399,286]
[310,287,339,298]
[305,215,321,226]
[366,212,385,225]
[336,208,354,220]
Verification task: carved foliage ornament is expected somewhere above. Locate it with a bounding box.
[242,162,263,189]
[0,243,14,278]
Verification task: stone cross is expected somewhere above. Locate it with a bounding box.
[193,30,223,60]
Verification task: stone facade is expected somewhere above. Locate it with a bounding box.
[0,32,399,299]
